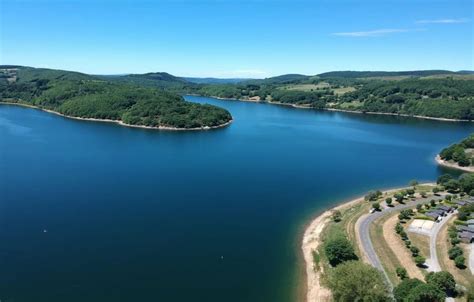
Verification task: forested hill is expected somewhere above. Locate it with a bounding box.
[99,72,194,90]
[194,71,474,121]
[0,66,232,129]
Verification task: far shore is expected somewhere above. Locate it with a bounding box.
[0,102,233,131]
[193,94,473,123]
[301,183,436,302]
[435,155,474,172]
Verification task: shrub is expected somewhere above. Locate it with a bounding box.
[332,210,342,222]
[448,246,463,260]
[395,223,403,234]
[396,267,408,280]
[454,255,465,268]
[385,197,393,206]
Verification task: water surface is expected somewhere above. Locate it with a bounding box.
[0,96,472,302]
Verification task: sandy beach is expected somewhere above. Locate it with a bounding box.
[435,155,474,172]
[301,195,366,302]
[0,102,233,131]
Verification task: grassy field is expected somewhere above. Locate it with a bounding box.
[409,233,430,260]
[279,82,330,91]
[333,86,356,95]
[370,213,404,284]
[337,100,364,109]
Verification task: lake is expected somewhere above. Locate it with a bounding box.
[0,96,472,302]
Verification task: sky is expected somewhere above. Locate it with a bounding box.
[0,0,473,78]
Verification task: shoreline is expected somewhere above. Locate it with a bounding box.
[301,183,436,302]
[194,94,473,123]
[0,102,233,131]
[435,155,474,172]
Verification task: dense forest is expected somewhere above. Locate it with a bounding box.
[0,67,232,129]
[192,72,474,121]
[440,134,474,167]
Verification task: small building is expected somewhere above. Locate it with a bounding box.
[459,231,474,243]
[455,200,468,206]
[466,219,474,225]
[433,209,446,216]
[426,212,440,220]
[438,205,453,213]
[457,226,474,233]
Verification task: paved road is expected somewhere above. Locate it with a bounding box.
[357,195,445,289]
[427,211,456,272]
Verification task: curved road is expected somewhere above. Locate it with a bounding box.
[428,211,456,272]
[357,195,445,288]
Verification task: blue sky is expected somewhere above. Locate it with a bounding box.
[1,0,472,78]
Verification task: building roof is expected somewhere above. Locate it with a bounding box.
[438,205,452,211]
[426,212,440,218]
[459,231,474,239]
[457,226,474,233]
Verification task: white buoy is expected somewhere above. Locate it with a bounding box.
[43,229,47,233]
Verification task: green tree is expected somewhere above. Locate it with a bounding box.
[326,261,391,302]
[372,202,381,211]
[394,192,405,203]
[445,179,460,192]
[415,255,426,267]
[406,283,446,302]
[437,174,453,185]
[324,235,358,266]
[385,197,393,206]
[425,271,456,295]
[394,278,424,302]
[410,246,420,257]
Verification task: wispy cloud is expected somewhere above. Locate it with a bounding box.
[332,28,413,37]
[416,18,469,24]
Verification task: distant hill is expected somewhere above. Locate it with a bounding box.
[457,70,474,75]
[184,77,252,84]
[100,72,194,89]
[247,74,311,85]
[317,70,457,78]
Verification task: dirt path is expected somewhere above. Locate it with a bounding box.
[383,215,425,280]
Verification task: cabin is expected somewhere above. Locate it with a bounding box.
[459,231,474,243]
[426,211,441,221]
[438,205,453,213]
[457,225,474,233]
[433,209,446,216]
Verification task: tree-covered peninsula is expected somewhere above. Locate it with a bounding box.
[0,66,232,129]
[438,134,474,169]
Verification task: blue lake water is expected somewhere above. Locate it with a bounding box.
[0,96,472,302]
